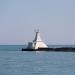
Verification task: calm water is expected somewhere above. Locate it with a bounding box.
[0,45,75,75]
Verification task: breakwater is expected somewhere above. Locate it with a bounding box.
[22,47,75,52]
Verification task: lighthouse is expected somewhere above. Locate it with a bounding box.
[27,30,48,49]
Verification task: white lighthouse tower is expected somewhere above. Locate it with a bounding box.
[27,30,48,49]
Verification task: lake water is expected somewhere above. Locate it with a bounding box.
[0,45,75,75]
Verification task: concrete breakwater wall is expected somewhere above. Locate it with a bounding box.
[22,47,75,52]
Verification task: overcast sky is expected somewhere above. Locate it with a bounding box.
[0,0,75,45]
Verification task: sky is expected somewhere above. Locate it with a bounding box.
[0,0,75,45]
